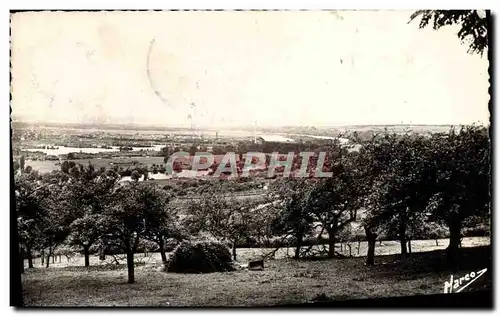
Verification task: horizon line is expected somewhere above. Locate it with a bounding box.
[11,118,487,130]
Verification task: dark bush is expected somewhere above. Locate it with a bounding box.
[164,238,181,252]
[462,224,490,237]
[462,216,490,237]
[166,240,236,273]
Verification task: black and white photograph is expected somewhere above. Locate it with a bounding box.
[9,8,492,308]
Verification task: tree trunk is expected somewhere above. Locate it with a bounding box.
[408,239,412,254]
[52,255,55,263]
[99,247,106,261]
[365,226,377,266]
[126,250,135,284]
[158,237,167,263]
[41,250,45,265]
[99,244,106,261]
[347,243,352,257]
[26,246,33,269]
[83,245,90,267]
[436,239,439,246]
[447,215,462,271]
[45,246,52,268]
[19,246,25,274]
[14,243,24,307]
[232,242,237,261]
[357,241,361,255]
[327,229,336,258]
[399,224,407,255]
[294,234,303,259]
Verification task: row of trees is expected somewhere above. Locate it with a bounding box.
[15,164,184,283]
[267,126,490,267]
[15,125,490,284]
[181,126,489,268]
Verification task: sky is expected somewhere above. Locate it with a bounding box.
[10,10,490,128]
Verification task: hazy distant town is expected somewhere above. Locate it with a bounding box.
[12,121,453,180]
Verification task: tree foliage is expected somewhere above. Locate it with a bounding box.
[14,125,490,276]
[270,178,315,259]
[304,145,366,257]
[409,10,488,55]
[425,126,490,266]
[186,194,268,260]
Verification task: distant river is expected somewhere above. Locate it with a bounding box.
[23,145,165,155]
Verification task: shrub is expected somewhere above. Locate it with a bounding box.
[166,240,236,273]
[462,224,490,237]
[164,238,181,252]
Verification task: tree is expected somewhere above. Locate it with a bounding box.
[337,222,364,257]
[105,185,143,283]
[462,215,490,237]
[14,172,70,269]
[360,178,387,266]
[24,165,33,174]
[270,179,315,259]
[367,133,435,256]
[20,155,25,172]
[425,126,490,268]
[131,170,141,182]
[305,144,365,258]
[63,164,120,266]
[186,195,265,261]
[247,201,281,250]
[413,219,448,247]
[68,212,109,267]
[142,185,184,263]
[105,182,171,283]
[11,150,24,307]
[409,10,488,55]
[363,223,378,266]
[15,174,47,269]
[38,182,74,268]
[61,161,71,174]
[17,217,40,268]
[13,161,21,174]
[356,132,397,265]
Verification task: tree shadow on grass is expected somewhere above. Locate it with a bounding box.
[52,262,146,273]
[369,246,491,279]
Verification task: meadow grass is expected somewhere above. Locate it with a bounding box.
[21,239,491,307]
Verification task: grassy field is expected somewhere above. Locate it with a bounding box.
[22,245,491,307]
[21,238,490,307]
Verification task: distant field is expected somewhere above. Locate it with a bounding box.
[24,154,253,174]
